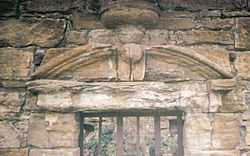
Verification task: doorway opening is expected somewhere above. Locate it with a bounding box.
[79,110,184,156]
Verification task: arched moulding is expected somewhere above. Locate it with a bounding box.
[32,44,117,81]
[144,45,234,81]
[32,43,234,82]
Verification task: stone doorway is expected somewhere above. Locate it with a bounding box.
[79,111,184,156]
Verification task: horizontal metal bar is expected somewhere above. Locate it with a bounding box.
[80,110,184,117]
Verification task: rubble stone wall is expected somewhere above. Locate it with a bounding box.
[1,0,250,156]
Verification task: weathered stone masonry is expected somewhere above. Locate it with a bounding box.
[1,0,250,156]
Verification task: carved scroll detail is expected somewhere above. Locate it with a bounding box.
[117,44,145,81]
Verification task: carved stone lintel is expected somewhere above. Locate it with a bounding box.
[118,44,145,81]
[26,80,209,112]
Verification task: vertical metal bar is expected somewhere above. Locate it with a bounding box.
[136,117,140,156]
[79,114,84,156]
[177,115,184,156]
[117,116,123,156]
[154,115,161,156]
[97,117,102,156]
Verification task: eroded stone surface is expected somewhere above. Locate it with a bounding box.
[143,30,173,45]
[36,45,116,81]
[23,0,79,12]
[65,30,88,46]
[28,113,79,148]
[29,148,80,156]
[175,30,234,45]
[88,29,118,44]
[212,114,240,150]
[0,47,33,80]
[27,80,209,112]
[0,148,28,156]
[71,14,104,30]
[0,19,65,47]
[157,17,195,30]
[0,90,25,119]
[184,113,212,150]
[159,0,238,10]
[185,149,240,156]
[196,18,234,30]
[235,52,250,80]
[0,120,28,148]
[219,81,249,113]
[235,17,250,50]
[145,46,233,81]
[116,26,145,44]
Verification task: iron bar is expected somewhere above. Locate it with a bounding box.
[117,116,123,156]
[136,116,140,156]
[82,110,183,118]
[79,114,85,156]
[177,114,184,156]
[154,115,161,156]
[97,117,102,156]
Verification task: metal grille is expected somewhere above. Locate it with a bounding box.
[79,111,184,156]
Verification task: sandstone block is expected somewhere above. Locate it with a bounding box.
[88,29,118,44]
[235,52,250,80]
[28,80,209,112]
[71,14,104,30]
[222,10,250,17]
[0,19,65,47]
[196,18,234,30]
[184,113,212,150]
[245,122,250,146]
[159,0,237,11]
[0,120,28,148]
[220,81,249,113]
[242,151,250,156]
[212,114,240,150]
[65,30,88,46]
[29,148,80,156]
[0,48,33,80]
[189,46,232,76]
[0,148,28,156]
[157,17,195,30]
[143,30,172,45]
[24,0,79,12]
[28,113,79,148]
[117,26,145,44]
[0,80,27,88]
[235,17,250,49]
[0,90,25,119]
[175,30,234,45]
[185,149,239,156]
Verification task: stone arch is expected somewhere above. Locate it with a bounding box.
[32,44,233,81]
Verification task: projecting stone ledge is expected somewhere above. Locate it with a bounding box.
[100,1,160,28]
[26,79,209,113]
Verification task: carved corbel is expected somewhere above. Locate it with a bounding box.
[117,44,145,81]
[207,79,236,112]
